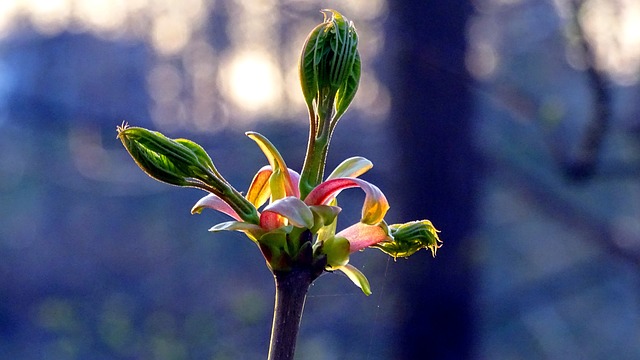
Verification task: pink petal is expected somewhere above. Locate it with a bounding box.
[191,194,243,221]
[260,196,314,230]
[259,211,283,231]
[246,132,297,200]
[246,166,273,208]
[337,222,391,253]
[287,169,301,198]
[247,166,301,208]
[304,177,390,224]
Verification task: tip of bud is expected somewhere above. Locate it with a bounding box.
[319,9,347,24]
[299,8,360,127]
[116,121,130,138]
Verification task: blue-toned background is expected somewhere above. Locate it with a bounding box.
[1,1,639,359]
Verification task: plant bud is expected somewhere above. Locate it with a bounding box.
[299,9,360,123]
[373,220,443,258]
[117,123,259,223]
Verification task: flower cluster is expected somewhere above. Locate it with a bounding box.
[117,10,441,295]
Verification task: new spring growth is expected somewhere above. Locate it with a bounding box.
[299,9,361,199]
[116,9,442,296]
[116,123,259,224]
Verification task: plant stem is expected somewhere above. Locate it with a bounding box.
[268,269,314,360]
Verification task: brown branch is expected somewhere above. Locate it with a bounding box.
[267,269,314,360]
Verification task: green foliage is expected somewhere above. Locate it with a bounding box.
[299,9,360,127]
[299,9,361,199]
[373,220,442,259]
[117,123,259,224]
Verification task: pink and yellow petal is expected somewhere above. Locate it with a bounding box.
[261,196,314,230]
[336,222,391,253]
[246,132,296,200]
[191,194,243,221]
[304,177,389,224]
[246,165,273,208]
[247,166,301,209]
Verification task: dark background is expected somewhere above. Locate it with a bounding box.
[1,1,639,359]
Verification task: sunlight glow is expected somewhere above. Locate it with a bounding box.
[0,0,389,131]
[0,1,19,38]
[573,0,640,85]
[151,13,191,56]
[219,51,283,115]
[339,0,386,20]
[74,0,127,33]
[25,0,72,35]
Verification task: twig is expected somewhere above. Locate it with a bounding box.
[267,269,314,360]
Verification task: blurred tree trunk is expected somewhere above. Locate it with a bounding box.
[384,1,477,359]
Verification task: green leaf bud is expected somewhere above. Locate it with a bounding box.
[299,9,360,127]
[117,123,259,224]
[372,220,442,259]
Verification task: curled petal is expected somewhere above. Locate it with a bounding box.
[305,177,389,224]
[192,194,242,221]
[261,196,314,230]
[246,132,296,200]
[336,221,391,253]
[327,156,372,180]
[246,166,273,208]
[247,166,302,209]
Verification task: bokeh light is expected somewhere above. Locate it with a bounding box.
[2,1,640,359]
[219,50,283,115]
[577,0,640,85]
[0,0,389,132]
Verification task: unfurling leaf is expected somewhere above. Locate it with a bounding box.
[117,125,205,187]
[372,220,442,258]
[117,124,259,224]
[299,9,360,125]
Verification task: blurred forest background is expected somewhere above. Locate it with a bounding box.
[1,0,639,359]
